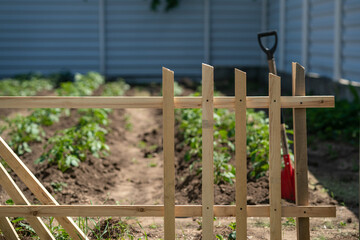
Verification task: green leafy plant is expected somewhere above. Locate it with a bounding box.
[307,87,360,145]
[177,95,288,182]
[102,79,130,96]
[0,77,53,96]
[51,181,67,192]
[37,122,109,172]
[5,115,45,155]
[56,72,104,96]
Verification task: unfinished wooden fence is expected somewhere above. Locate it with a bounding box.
[0,62,335,240]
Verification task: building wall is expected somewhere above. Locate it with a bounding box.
[105,0,205,78]
[210,0,262,67]
[266,0,360,83]
[0,0,359,83]
[0,0,100,76]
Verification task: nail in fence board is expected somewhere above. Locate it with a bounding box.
[0,163,55,240]
[292,62,310,240]
[162,67,175,239]
[202,63,214,239]
[269,73,282,240]
[235,69,247,240]
[0,137,88,240]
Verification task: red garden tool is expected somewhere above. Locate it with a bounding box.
[257,30,295,201]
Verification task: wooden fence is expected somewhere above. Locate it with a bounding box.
[0,62,335,240]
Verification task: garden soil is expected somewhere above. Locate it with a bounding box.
[0,87,358,239]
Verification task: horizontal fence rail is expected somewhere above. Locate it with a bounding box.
[0,96,334,109]
[0,205,336,218]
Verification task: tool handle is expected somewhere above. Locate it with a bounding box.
[257,31,278,60]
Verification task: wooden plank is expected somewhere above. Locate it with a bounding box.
[235,69,247,240]
[0,205,336,218]
[269,73,282,240]
[0,138,88,240]
[202,63,214,240]
[0,163,55,240]
[0,96,334,109]
[292,62,311,240]
[162,67,175,240]
[0,213,19,240]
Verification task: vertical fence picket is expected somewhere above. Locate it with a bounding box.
[269,73,282,240]
[162,67,175,239]
[292,62,310,240]
[0,214,19,240]
[202,63,214,239]
[235,69,247,240]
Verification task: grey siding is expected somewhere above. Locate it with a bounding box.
[0,0,99,76]
[267,0,360,83]
[308,0,335,78]
[210,0,262,67]
[266,0,280,62]
[105,0,204,77]
[284,0,302,72]
[342,0,360,82]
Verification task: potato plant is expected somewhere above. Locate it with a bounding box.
[0,77,53,96]
[37,79,130,171]
[1,72,105,155]
[177,92,293,182]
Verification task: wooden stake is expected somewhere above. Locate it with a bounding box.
[235,69,247,240]
[0,213,19,240]
[162,67,175,240]
[292,62,310,240]
[0,163,55,240]
[269,73,282,240]
[202,63,214,239]
[0,137,88,240]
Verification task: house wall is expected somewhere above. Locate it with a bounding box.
[266,0,360,83]
[0,0,359,83]
[0,0,100,76]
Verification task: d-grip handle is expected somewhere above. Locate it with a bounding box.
[257,31,278,60]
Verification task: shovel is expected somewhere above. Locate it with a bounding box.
[257,31,295,202]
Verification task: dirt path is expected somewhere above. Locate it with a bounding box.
[108,108,164,205]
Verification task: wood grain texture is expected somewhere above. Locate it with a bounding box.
[292,62,311,240]
[0,205,336,218]
[202,63,214,240]
[0,163,55,240]
[162,67,175,240]
[0,137,88,240]
[235,69,247,240]
[0,96,334,109]
[269,73,282,240]
[0,213,19,240]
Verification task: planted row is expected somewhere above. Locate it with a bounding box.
[37,79,130,171]
[177,91,293,184]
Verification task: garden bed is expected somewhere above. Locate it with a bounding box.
[0,74,358,239]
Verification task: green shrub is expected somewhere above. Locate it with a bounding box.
[307,88,359,145]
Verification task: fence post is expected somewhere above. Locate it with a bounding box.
[269,73,282,240]
[162,67,175,239]
[292,62,310,240]
[235,69,247,240]
[202,63,214,239]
